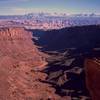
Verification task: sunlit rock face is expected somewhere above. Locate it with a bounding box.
[0,27,44,66]
[0,27,59,100]
[85,58,100,100]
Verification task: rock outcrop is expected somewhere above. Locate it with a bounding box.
[0,27,44,66]
[85,58,100,100]
[0,27,64,100]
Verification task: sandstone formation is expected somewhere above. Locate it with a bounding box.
[0,27,65,100]
[0,27,44,65]
[85,58,100,100]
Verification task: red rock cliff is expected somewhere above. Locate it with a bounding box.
[85,58,100,100]
[0,27,63,100]
[0,27,45,66]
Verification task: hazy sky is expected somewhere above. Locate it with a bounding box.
[0,0,100,15]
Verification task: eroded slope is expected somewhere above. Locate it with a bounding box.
[0,27,65,100]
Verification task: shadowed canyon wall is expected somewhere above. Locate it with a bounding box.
[31,25,100,99]
[32,25,100,51]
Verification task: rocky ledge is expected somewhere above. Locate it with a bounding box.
[0,27,66,100]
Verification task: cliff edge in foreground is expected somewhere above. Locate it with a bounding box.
[0,27,64,100]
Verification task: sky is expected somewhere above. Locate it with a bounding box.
[0,0,100,15]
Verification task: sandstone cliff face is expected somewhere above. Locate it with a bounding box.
[0,27,64,100]
[85,58,100,100]
[0,27,43,66]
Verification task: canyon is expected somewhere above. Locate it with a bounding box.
[31,25,100,100]
[0,25,100,100]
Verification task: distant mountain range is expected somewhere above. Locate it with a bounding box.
[0,13,100,30]
[0,13,100,18]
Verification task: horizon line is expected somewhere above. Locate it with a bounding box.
[0,12,100,16]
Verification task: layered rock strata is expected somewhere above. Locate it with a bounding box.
[0,27,64,100]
